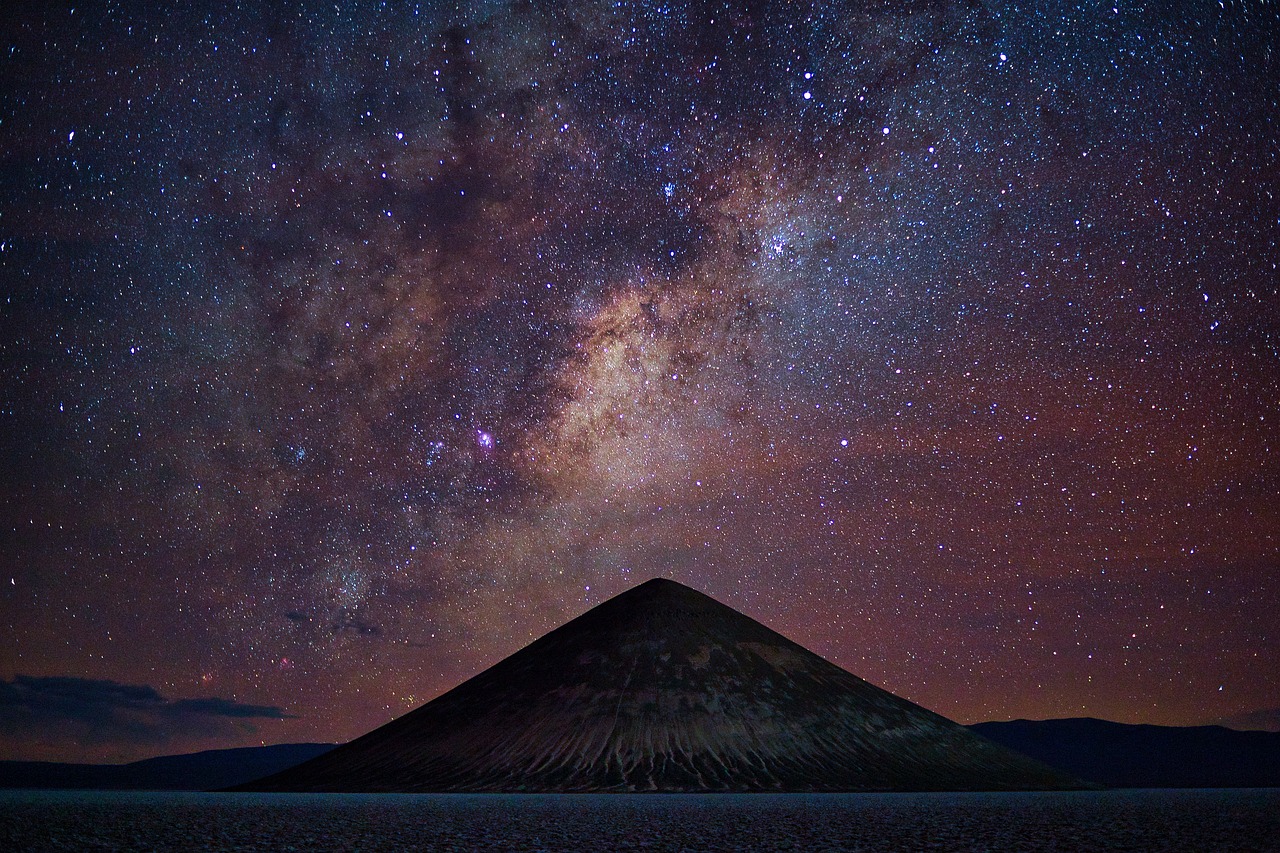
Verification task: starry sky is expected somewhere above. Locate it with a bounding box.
[3,0,1279,764]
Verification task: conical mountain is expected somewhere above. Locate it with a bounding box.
[241,579,1086,792]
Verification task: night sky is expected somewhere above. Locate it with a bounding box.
[3,0,1279,764]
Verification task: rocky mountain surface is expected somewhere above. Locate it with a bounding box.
[239,579,1085,792]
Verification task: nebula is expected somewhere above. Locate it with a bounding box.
[2,0,1277,761]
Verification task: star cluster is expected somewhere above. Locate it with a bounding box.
[2,0,1278,761]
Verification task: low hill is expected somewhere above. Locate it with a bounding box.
[0,743,334,791]
[969,718,1280,788]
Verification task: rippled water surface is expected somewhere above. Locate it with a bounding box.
[2,789,1277,851]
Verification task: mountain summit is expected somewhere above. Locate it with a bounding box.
[241,578,1084,792]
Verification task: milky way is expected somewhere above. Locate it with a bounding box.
[3,0,1278,762]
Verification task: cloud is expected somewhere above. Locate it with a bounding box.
[166,696,292,719]
[0,675,292,751]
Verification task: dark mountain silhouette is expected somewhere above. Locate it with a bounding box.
[0,743,334,791]
[970,718,1280,788]
[238,578,1085,792]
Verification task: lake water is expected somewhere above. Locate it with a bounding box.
[2,789,1277,851]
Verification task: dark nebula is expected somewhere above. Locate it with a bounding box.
[2,0,1278,762]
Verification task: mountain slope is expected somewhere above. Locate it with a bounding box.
[241,579,1084,792]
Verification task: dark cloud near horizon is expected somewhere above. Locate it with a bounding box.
[0,676,293,751]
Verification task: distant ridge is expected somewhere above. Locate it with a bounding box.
[0,744,334,791]
[238,579,1085,792]
[970,718,1280,788]
[9,717,1278,790]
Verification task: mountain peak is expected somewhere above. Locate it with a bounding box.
[579,576,722,617]
[610,576,713,604]
[240,579,1086,792]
